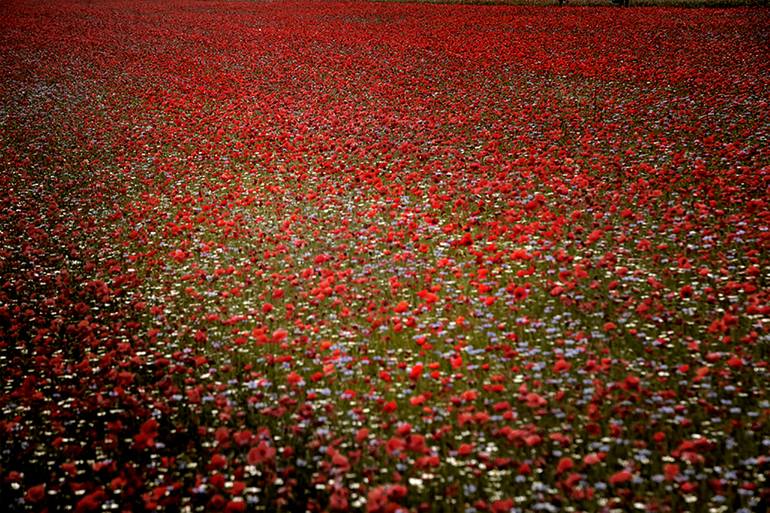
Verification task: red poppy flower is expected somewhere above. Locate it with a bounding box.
[609,469,633,485]
[247,441,276,466]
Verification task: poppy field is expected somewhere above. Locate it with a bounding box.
[1,1,769,512]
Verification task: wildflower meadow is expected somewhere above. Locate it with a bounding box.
[1,1,769,512]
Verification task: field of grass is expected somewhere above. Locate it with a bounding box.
[1,1,769,512]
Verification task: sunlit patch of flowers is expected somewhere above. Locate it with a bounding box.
[1,1,769,512]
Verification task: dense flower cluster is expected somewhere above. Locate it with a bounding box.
[1,1,769,512]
